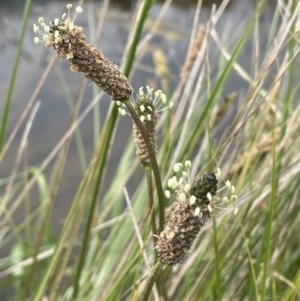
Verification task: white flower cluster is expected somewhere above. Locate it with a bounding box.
[165,161,239,216]
[117,86,173,119]
[33,4,83,45]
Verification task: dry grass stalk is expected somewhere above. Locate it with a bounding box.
[153,48,169,91]
[181,25,206,78]
[212,92,237,127]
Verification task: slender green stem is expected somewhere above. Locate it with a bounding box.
[261,130,277,301]
[141,261,163,301]
[0,0,32,152]
[145,169,157,238]
[72,116,113,300]
[212,216,222,301]
[124,99,165,232]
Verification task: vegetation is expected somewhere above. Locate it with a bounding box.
[1,0,300,300]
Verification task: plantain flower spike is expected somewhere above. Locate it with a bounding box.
[130,86,173,167]
[157,163,238,266]
[33,4,132,100]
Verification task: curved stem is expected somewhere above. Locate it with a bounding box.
[124,99,165,232]
[145,169,158,238]
[141,261,163,301]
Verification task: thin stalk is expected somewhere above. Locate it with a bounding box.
[24,79,86,299]
[124,99,165,232]
[261,130,277,300]
[141,261,163,301]
[280,0,297,139]
[72,116,113,300]
[212,216,222,300]
[0,0,32,152]
[240,223,259,300]
[145,169,157,237]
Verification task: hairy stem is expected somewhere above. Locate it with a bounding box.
[141,261,163,301]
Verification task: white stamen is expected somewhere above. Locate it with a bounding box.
[69,23,75,30]
[208,204,213,213]
[169,102,174,109]
[139,87,144,96]
[54,30,60,38]
[231,185,235,194]
[147,106,152,112]
[226,180,231,190]
[167,178,174,188]
[178,177,184,185]
[140,115,145,122]
[116,101,121,106]
[222,197,229,203]
[146,85,153,95]
[140,105,145,112]
[185,160,192,168]
[38,17,44,24]
[194,207,200,216]
[184,184,191,192]
[234,207,238,215]
[215,168,221,179]
[171,180,179,190]
[147,114,151,121]
[76,6,83,13]
[189,195,196,205]
[207,192,212,202]
[54,18,59,25]
[165,190,171,199]
[178,193,186,202]
[231,195,238,201]
[182,171,188,178]
[62,13,66,20]
[33,24,39,33]
[173,163,181,172]
[67,4,73,9]
[34,37,40,44]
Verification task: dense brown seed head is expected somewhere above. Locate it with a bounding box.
[133,94,158,167]
[156,195,211,266]
[157,168,220,266]
[41,17,133,100]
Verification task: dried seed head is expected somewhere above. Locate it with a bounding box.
[153,48,169,91]
[132,87,171,167]
[181,25,206,78]
[157,162,238,266]
[133,91,158,167]
[156,189,211,266]
[190,173,218,205]
[33,4,132,100]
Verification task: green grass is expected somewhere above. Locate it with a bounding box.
[1,0,300,300]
